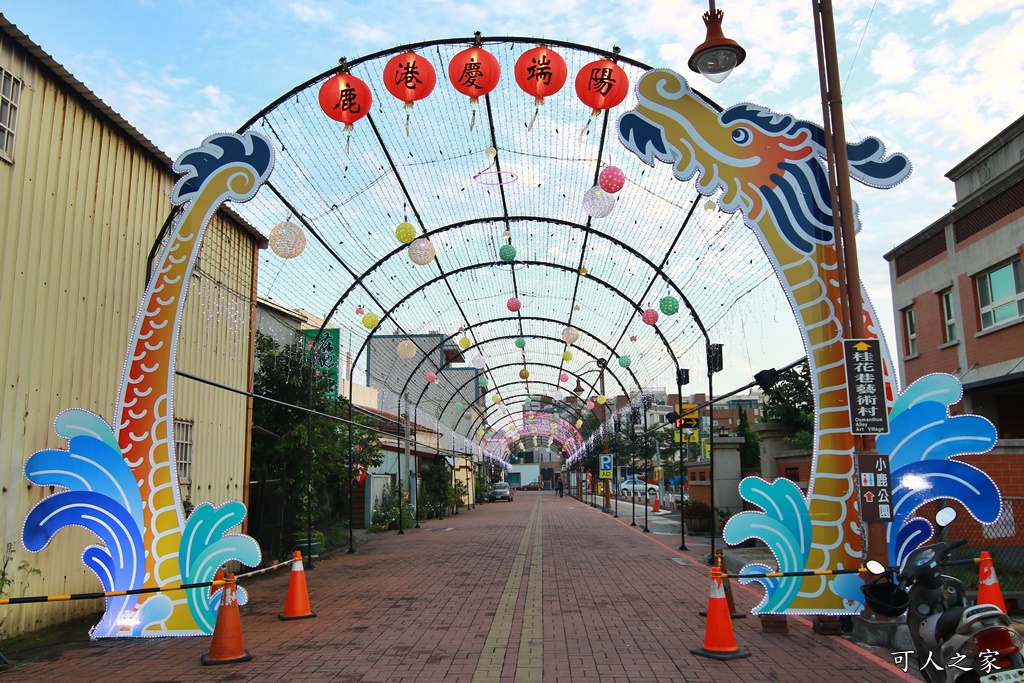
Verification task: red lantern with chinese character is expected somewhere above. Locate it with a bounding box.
[318,73,372,130]
[574,59,629,116]
[449,46,500,103]
[383,51,437,108]
[515,45,568,131]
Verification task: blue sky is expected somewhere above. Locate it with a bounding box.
[4,0,1022,392]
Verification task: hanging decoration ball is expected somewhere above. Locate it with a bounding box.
[317,73,372,129]
[575,59,630,115]
[561,326,579,345]
[459,336,471,350]
[579,267,588,276]
[383,51,437,107]
[448,46,501,103]
[478,429,485,437]
[485,146,498,159]
[356,306,365,316]
[515,45,568,105]
[502,229,511,239]
[395,221,417,244]
[596,395,607,405]
[425,371,437,383]
[598,165,626,194]
[454,401,463,411]
[478,376,488,387]
[514,337,526,349]
[524,397,532,405]
[499,243,517,262]
[492,395,501,404]
[519,368,530,380]
[660,295,680,316]
[586,401,595,410]
[408,237,436,265]
[573,305,581,312]
[576,419,584,428]
[507,297,522,312]
[642,308,659,325]
[559,372,569,383]
[473,355,487,369]
[562,350,573,361]
[269,221,307,259]
[553,390,565,401]
[704,198,717,212]
[396,340,417,359]
[630,335,637,342]
[582,186,616,218]
[362,312,379,329]
[618,355,631,369]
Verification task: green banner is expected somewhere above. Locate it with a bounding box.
[303,328,340,397]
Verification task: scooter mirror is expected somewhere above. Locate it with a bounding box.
[935,507,957,528]
[865,560,887,575]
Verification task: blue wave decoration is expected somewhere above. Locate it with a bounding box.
[171,132,274,206]
[890,516,935,568]
[179,501,261,633]
[723,478,810,613]
[880,402,996,472]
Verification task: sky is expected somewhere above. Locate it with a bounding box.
[3,0,1023,396]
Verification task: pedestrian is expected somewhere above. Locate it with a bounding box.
[555,479,564,498]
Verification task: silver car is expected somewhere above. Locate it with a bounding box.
[487,481,514,502]
[619,478,659,497]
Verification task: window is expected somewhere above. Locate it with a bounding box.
[940,289,957,343]
[174,418,194,491]
[784,467,800,482]
[0,67,21,162]
[977,259,1024,330]
[903,307,917,356]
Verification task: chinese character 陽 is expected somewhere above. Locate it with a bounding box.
[979,650,1002,674]
[526,55,553,85]
[587,66,617,96]
[333,85,360,113]
[891,651,913,672]
[395,59,423,88]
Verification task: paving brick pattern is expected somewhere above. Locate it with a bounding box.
[2,493,919,682]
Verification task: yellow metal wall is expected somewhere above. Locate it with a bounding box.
[0,33,259,637]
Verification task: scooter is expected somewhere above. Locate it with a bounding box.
[864,508,1024,683]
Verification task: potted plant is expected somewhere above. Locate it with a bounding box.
[292,529,324,557]
[682,499,712,532]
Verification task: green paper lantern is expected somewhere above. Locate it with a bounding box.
[660,295,680,316]
[454,401,463,410]
[478,376,489,387]
[515,337,526,349]
[499,244,517,262]
[618,355,631,368]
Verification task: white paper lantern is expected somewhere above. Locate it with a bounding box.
[269,221,306,259]
[561,326,579,345]
[396,340,417,360]
[408,237,436,265]
[582,186,615,218]
[472,355,487,370]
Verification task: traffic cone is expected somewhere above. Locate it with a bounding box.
[278,551,317,620]
[201,574,251,665]
[699,551,745,619]
[652,498,661,512]
[691,566,751,661]
[978,551,1008,613]
[209,567,224,600]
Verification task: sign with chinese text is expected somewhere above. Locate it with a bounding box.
[304,328,340,398]
[856,453,893,522]
[844,339,889,435]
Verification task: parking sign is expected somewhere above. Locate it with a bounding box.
[599,454,612,479]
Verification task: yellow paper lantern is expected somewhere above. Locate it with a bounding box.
[459,336,471,350]
[395,221,417,244]
[362,312,379,329]
[596,395,606,405]
[519,368,530,379]
[562,350,573,361]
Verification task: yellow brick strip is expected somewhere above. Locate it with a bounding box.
[515,503,544,683]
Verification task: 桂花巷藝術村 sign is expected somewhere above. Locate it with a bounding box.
[844,339,889,436]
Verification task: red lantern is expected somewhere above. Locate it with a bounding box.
[449,46,500,104]
[383,51,436,108]
[515,45,568,108]
[575,59,629,116]
[318,73,372,130]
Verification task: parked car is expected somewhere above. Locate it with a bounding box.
[487,481,514,502]
[619,478,659,497]
[520,481,543,491]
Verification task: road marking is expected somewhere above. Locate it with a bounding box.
[515,503,543,683]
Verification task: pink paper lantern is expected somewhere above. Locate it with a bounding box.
[642,308,659,325]
[355,307,364,316]
[425,371,437,383]
[630,335,638,342]
[586,401,595,410]
[599,166,625,193]
[559,372,569,383]
[507,297,522,312]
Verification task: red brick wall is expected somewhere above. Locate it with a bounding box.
[958,245,1024,370]
[901,291,962,382]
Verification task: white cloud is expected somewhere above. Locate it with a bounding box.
[289,2,334,23]
[869,33,918,84]
[935,0,1024,24]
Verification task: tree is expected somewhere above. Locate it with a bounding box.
[761,359,815,451]
[737,409,761,470]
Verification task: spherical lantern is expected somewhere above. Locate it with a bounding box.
[492,395,501,404]
[396,340,417,359]
[596,395,607,405]
[630,335,637,342]
[618,355,631,369]
[356,307,365,316]
[499,244,517,262]
[598,166,626,194]
[524,397,532,406]
[642,308,659,325]
[486,146,498,159]
[425,371,437,383]
[559,372,569,383]
[553,390,565,401]
[362,312,379,329]
[576,419,584,428]
[408,237,436,265]
[519,368,530,380]
[561,326,579,345]
[586,401,595,410]
[515,337,526,349]
[507,297,522,312]
[473,355,487,369]
[449,46,501,103]
[269,221,307,259]
[562,350,573,361]
[582,186,615,218]
[454,401,463,410]
[383,51,436,107]
[459,336,471,350]
[575,59,629,115]
[579,267,588,276]
[515,45,568,105]
[478,376,488,388]
[317,73,372,129]
[478,429,485,437]
[395,221,417,244]
[660,295,680,316]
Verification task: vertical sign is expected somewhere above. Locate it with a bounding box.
[844,339,889,435]
[856,453,893,523]
[599,454,613,479]
[304,328,340,397]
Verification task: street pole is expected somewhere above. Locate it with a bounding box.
[643,400,650,533]
[613,416,619,518]
[676,373,687,551]
[398,396,406,535]
[630,415,637,527]
[708,344,717,564]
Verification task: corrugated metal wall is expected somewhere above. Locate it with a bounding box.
[0,31,259,637]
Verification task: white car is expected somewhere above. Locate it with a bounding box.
[619,479,659,497]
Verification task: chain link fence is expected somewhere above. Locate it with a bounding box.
[944,497,1023,613]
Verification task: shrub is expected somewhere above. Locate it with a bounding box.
[683,500,712,518]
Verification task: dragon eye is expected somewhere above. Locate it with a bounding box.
[731,127,753,146]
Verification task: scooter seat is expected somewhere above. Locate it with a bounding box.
[934,606,966,643]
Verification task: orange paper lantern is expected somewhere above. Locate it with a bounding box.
[449,46,501,103]
[318,73,372,130]
[574,59,629,115]
[515,45,567,106]
[383,51,437,108]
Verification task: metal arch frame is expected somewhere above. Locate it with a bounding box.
[463,384,589,453]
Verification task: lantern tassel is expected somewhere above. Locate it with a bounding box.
[578,118,592,142]
[405,113,410,138]
[470,109,476,131]
[526,107,539,132]
[345,134,351,155]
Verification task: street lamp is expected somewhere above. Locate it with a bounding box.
[688,0,746,84]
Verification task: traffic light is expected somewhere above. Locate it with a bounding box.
[677,368,690,386]
[708,343,724,374]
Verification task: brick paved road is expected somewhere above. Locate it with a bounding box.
[1,492,919,682]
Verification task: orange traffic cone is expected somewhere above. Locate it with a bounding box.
[652,498,660,513]
[209,567,224,600]
[691,566,751,661]
[978,551,1008,613]
[201,574,251,665]
[278,551,317,620]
